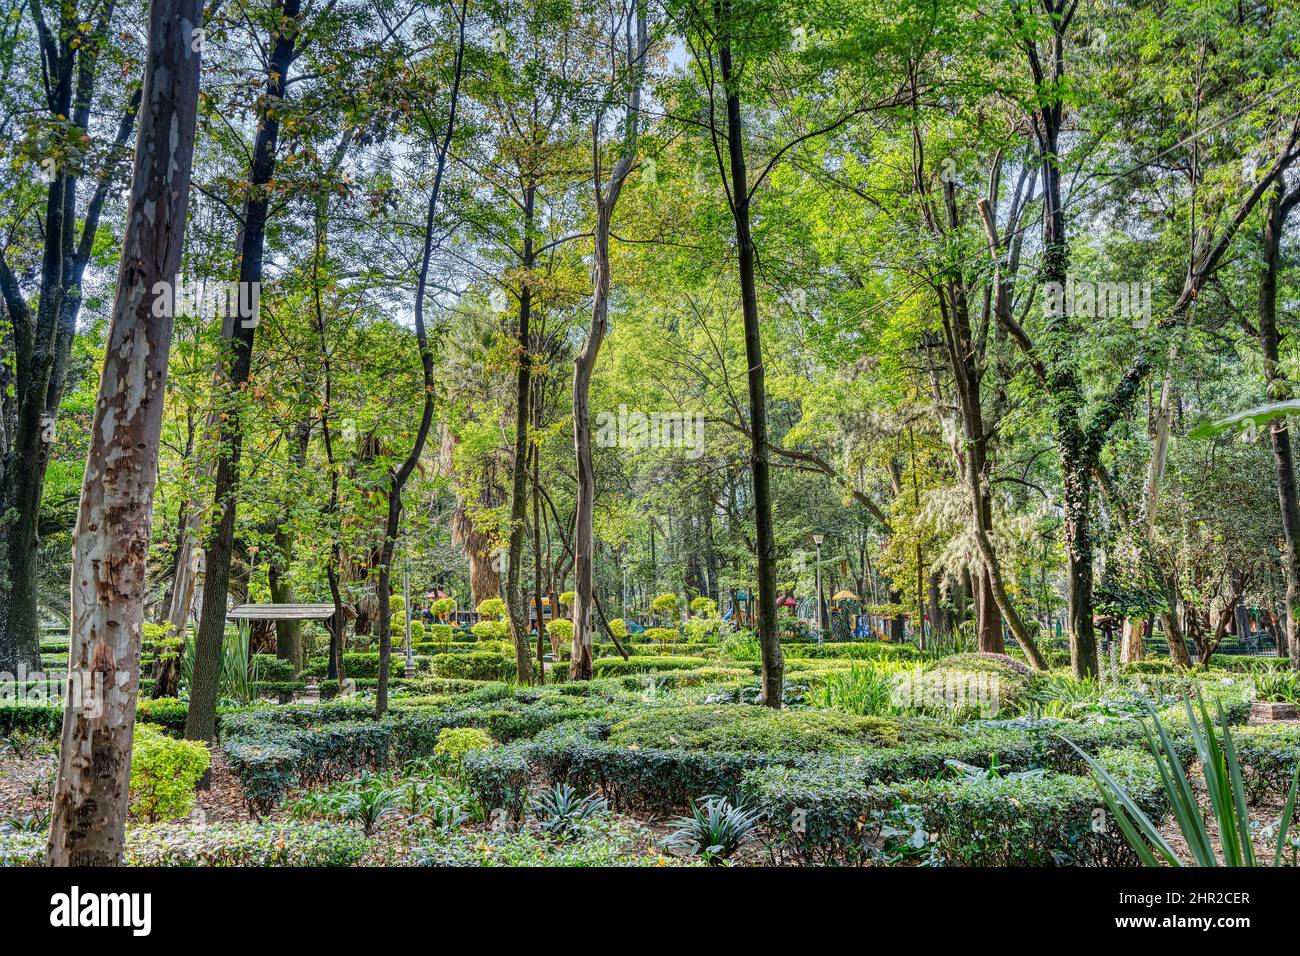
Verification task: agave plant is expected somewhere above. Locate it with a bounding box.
[530,783,609,838]
[180,622,253,705]
[1071,694,1300,866]
[1,809,50,835]
[342,785,404,837]
[666,795,763,864]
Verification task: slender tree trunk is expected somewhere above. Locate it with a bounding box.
[505,185,538,686]
[47,0,201,864]
[717,11,781,706]
[572,4,647,679]
[1258,185,1300,668]
[186,0,300,742]
[0,7,139,672]
[374,4,466,715]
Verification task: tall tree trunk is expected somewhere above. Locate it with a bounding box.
[186,0,301,742]
[0,4,138,672]
[572,0,648,680]
[505,185,538,686]
[1258,183,1300,668]
[47,0,201,864]
[374,3,467,716]
[717,5,781,706]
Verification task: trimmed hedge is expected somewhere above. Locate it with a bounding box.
[591,655,711,677]
[743,743,1164,866]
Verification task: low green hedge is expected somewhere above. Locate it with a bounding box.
[1232,724,1300,802]
[0,695,192,736]
[250,654,298,682]
[520,708,968,812]
[427,652,516,682]
[219,686,630,813]
[591,655,711,677]
[783,642,923,661]
[304,652,433,679]
[743,745,1164,866]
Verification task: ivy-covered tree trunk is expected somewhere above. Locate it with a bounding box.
[47,0,202,865]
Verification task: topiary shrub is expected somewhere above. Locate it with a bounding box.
[251,654,297,682]
[129,724,210,822]
[607,618,629,640]
[559,591,576,608]
[135,696,189,734]
[689,597,718,617]
[640,627,681,644]
[477,598,507,621]
[650,593,680,618]
[429,651,516,682]
[434,726,496,768]
[471,619,509,641]
[896,652,1038,717]
[547,619,574,643]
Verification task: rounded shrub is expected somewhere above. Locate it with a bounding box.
[477,598,507,621]
[129,724,210,822]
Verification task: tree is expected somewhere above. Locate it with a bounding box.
[571,0,650,680]
[0,0,140,671]
[47,0,203,865]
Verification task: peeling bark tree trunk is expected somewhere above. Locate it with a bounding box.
[47,0,202,865]
[572,0,648,681]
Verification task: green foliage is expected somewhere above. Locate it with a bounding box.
[470,619,509,641]
[411,819,684,866]
[607,619,629,640]
[650,593,679,615]
[666,795,762,863]
[689,597,718,616]
[605,705,958,755]
[476,598,507,621]
[546,619,574,643]
[530,782,609,838]
[429,652,515,682]
[1075,695,1300,867]
[129,725,211,823]
[434,727,496,768]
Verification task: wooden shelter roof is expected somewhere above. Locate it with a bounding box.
[227,603,342,621]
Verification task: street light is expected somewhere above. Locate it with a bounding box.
[811,533,825,640]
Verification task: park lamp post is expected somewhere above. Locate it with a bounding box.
[812,533,824,639]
